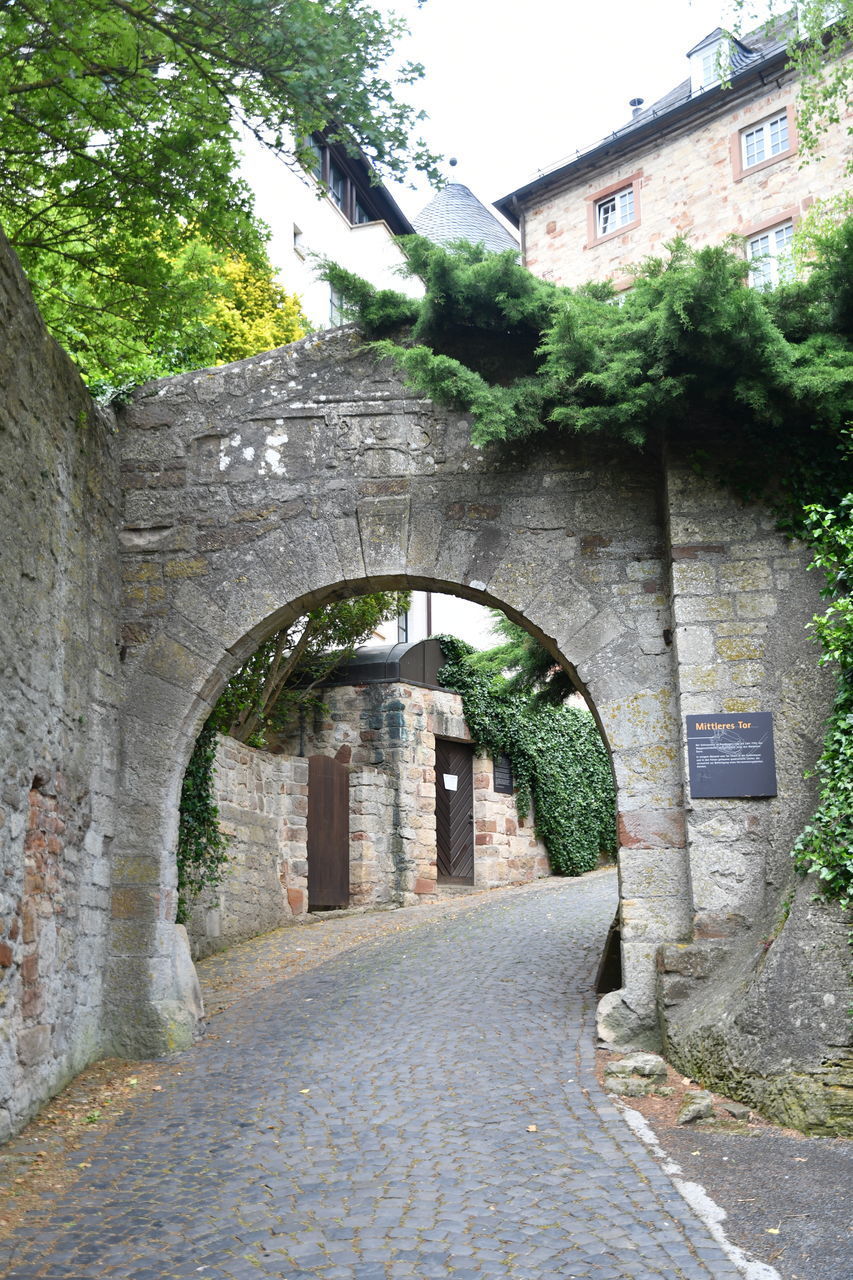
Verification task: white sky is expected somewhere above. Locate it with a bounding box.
[385,0,774,219]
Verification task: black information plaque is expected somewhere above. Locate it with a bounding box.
[685,712,777,798]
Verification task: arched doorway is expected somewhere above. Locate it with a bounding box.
[110,566,686,1058]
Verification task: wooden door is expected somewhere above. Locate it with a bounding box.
[307,755,349,909]
[435,739,475,884]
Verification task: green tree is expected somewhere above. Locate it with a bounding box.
[465,610,576,707]
[209,591,410,746]
[39,230,309,395]
[1,0,438,378]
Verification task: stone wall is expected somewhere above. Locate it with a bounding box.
[185,737,309,959]
[185,687,549,958]
[0,216,848,1139]
[0,228,121,1141]
[522,68,850,289]
[275,680,551,903]
[654,446,852,1135]
[110,326,844,1119]
[349,766,398,906]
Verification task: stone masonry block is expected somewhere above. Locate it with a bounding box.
[719,560,773,592]
[621,894,694,942]
[618,847,691,899]
[677,596,734,623]
[673,625,714,665]
[671,561,718,596]
[618,809,686,849]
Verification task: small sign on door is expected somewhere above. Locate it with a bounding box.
[442,773,458,791]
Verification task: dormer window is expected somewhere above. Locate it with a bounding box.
[687,29,733,94]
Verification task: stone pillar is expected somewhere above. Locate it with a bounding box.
[663,451,824,940]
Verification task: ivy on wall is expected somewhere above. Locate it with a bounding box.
[325,224,853,911]
[175,723,230,925]
[437,635,615,876]
[793,496,853,909]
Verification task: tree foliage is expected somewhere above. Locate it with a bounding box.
[175,722,230,924]
[45,232,309,396]
[464,610,576,707]
[328,227,853,910]
[437,636,615,877]
[326,232,853,455]
[793,493,853,908]
[728,1,852,165]
[1,0,437,377]
[209,592,410,747]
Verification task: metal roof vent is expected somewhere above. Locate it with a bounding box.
[629,97,645,118]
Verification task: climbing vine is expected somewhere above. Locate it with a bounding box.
[437,635,616,876]
[175,722,230,924]
[792,495,853,909]
[325,222,853,910]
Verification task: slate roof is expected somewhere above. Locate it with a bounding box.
[414,183,519,253]
[495,16,792,222]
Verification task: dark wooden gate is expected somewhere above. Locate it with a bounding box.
[435,739,475,884]
[307,754,349,909]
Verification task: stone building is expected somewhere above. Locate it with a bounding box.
[495,17,851,291]
[186,639,550,958]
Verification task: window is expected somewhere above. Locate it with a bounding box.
[302,135,380,226]
[747,221,794,289]
[493,754,514,795]
[397,610,409,643]
[586,173,642,246]
[741,112,789,169]
[306,137,323,182]
[596,185,634,238]
[329,284,345,326]
[700,47,718,87]
[732,107,795,180]
[354,196,373,225]
[689,37,730,94]
[328,161,346,211]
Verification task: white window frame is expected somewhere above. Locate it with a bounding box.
[690,38,730,94]
[329,284,346,326]
[741,112,790,170]
[747,220,795,290]
[595,185,635,239]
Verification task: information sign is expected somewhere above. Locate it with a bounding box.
[685,712,777,798]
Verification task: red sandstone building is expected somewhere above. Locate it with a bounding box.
[495,17,851,292]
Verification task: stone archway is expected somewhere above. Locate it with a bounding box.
[109,328,827,1058]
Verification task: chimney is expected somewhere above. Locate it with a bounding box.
[629,97,645,118]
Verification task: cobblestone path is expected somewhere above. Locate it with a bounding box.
[1,873,749,1279]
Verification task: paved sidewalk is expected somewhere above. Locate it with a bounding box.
[2,873,755,1279]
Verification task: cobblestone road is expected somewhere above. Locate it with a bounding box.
[1,873,751,1279]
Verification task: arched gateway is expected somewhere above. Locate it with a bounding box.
[112,328,827,1057]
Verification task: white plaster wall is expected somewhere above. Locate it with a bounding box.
[241,134,423,331]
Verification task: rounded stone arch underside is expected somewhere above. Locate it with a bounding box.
[110,328,828,1058]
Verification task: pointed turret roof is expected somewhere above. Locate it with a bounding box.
[413,183,519,254]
